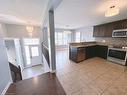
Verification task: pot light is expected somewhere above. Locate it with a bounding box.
[105,6,119,17]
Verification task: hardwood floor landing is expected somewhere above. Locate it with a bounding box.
[6,72,66,95]
[5,83,16,95]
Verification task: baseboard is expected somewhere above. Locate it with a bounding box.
[50,70,56,73]
[1,82,12,95]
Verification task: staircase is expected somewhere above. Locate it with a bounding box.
[9,62,22,83]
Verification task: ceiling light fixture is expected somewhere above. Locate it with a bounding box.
[105,6,119,17]
[26,25,34,37]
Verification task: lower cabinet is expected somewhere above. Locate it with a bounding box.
[96,45,108,59]
[77,47,86,62]
[86,46,96,59]
[69,47,86,63]
[69,45,108,63]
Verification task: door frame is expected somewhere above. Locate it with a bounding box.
[22,38,43,68]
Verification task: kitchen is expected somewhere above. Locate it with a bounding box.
[2,0,127,95]
[54,17,127,95]
[41,0,127,94]
[69,19,127,66]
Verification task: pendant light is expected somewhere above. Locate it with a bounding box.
[26,25,34,37]
[105,6,119,17]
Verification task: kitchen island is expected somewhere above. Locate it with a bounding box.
[69,42,108,63]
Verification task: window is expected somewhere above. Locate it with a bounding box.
[57,32,63,45]
[23,38,39,45]
[75,32,81,42]
[25,46,31,65]
[31,46,39,57]
[55,31,71,45]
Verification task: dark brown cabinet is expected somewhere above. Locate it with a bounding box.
[93,23,114,37]
[96,45,108,59]
[93,24,109,37]
[69,47,86,63]
[69,45,108,63]
[93,19,127,37]
[104,23,114,37]
[86,46,96,59]
[113,20,127,30]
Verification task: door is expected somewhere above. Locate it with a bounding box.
[29,45,42,66]
[24,45,42,67]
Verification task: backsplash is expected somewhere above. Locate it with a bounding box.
[95,37,127,46]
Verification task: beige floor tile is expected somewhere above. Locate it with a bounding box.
[56,50,127,95]
[72,86,99,95]
[102,86,127,95]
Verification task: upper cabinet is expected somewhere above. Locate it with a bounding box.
[93,19,127,37]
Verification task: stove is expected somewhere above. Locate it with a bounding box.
[107,47,127,65]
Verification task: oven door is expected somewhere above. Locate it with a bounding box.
[108,49,126,60]
[107,48,127,65]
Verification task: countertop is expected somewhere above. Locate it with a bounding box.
[69,42,108,48]
[70,44,97,48]
[69,42,127,51]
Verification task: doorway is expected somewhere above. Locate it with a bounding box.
[24,45,41,67]
[22,38,44,79]
[23,38,42,67]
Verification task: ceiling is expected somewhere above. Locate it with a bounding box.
[0,0,127,29]
[0,0,49,26]
[54,0,127,29]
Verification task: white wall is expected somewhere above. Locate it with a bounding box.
[75,26,95,42]
[0,23,7,37]
[5,40,17,66]
[0,23,12,94]
[5,24,42,38]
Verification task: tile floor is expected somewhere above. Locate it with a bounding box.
[56,50,127,95]
[22,65,44,79]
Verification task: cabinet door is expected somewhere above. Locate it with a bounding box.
[86,47,91,59]
[86,46,96,59]
[114,20,127,30]
[93,25,105,37]
[70,47,77,62]
[114,21,123,30]
[104,23,113,37]
[99,25,105,37]
[93,26,100,37]
[97,45,108,59]
[121,20,127,28]
[77,47,86,62]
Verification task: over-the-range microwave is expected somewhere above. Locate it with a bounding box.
[112,29,127,37]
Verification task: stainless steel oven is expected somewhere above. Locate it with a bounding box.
[107,48,127,65]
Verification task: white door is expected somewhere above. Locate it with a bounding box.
[30,45,42,66]
[24,45,42,67]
